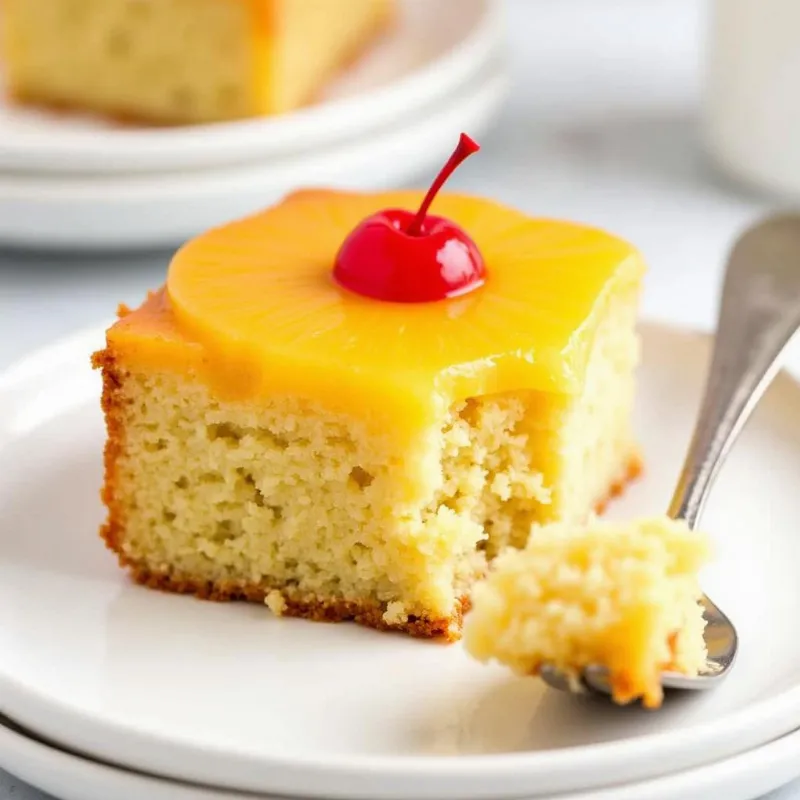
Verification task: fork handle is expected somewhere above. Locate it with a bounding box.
[668,215,800,528]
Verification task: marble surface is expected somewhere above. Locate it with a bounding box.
[1,0,799,797]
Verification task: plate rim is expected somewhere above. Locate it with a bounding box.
[0,715,799,800]
[0,0,503,175]
[2,321,800,800]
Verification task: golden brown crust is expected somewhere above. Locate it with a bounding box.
[126,564,468,641]
[91,342,127,555]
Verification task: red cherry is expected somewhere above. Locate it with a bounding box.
[333,133,486,303]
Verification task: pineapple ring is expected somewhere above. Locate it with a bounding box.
[166,190,643,427]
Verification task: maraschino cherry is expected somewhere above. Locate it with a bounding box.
[333,133,485,303]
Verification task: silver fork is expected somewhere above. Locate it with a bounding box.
[541,214,800,700]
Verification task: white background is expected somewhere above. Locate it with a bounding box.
[1,0,798,797]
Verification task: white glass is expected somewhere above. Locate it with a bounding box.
[704,0,800,198]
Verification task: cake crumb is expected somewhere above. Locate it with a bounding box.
[464,515,711,709]
[265,590,287,616]
[383,601,408,626]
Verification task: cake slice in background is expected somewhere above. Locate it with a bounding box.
[0,0,393,124]
[464,516,710,707]
[92,188,644,640]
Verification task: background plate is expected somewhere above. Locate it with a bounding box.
[2,324,800,799]
[0,63,506,249]
[0,0,501,175]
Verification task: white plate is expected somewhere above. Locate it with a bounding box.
[1,716,800,800]
[0,61,506,250]
[2,323,800,799]
[0,0,502,175]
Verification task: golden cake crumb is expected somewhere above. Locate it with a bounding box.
[382,601,408,626]
[464,516,711,708]
[265,590,287,616]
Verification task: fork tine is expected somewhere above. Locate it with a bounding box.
[542,660,724,701]
[539,664,577,693]
[582,665,613,695]
[539,664,605,696]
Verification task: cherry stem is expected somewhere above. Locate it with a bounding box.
[406,133,480,236]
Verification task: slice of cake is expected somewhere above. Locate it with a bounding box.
[464,516,710,707]
[0,0,392,124]
[92,177,644,640]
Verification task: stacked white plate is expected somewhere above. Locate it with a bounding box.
[3,321,800,800]
[0,0,506,250]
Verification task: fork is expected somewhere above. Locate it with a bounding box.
[541,214,800,700]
